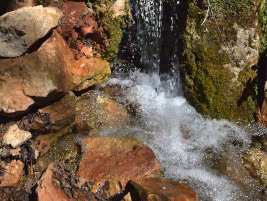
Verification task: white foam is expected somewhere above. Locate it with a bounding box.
[100,71,263,201]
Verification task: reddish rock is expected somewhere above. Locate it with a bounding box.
[77,137,162,185]
[0,30,110,115]
[81,46,93,58]
[37,163,92,201]
[0,160,24,187]
[56,1,98,59]
[126,178,199,201]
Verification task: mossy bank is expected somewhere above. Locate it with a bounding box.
[179,0,263,124]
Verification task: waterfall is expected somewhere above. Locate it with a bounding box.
[100,0,265,200]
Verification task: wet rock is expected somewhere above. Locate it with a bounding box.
[0,6,62,57]
[3,124,32,148]
[78,137,162,185]
[0,30,110,116]
[126,178,199,201]
[75,91,129,131]
[0,160,24,187]
[243,146,267,187]
[38,93,76,131]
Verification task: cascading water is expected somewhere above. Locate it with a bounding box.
[100,0,265,200]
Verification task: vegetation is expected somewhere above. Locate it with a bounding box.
[180,0,259,123]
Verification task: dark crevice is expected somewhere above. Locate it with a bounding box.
[159,0,180,74]
[29,184,38,201]
[257,50,267,109]
[25,30,53,55]
[72,85,96,96]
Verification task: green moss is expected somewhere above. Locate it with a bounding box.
[259,0,267,53]
[102,18,124,61]
[180,0,259,123]
[94,0,130,61]
[35,128,82,175]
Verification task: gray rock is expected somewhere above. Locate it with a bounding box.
[0,5,62,57]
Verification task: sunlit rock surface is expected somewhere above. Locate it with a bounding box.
[0,30,110,115]
[0,6,62,57]
[78,137,161,185]
[3,124,32,148]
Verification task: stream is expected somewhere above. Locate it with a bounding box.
[101,0,265,200]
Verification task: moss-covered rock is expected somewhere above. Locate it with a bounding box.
[93,0,130,61]
[179,0,261,123]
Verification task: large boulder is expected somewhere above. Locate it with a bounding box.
[0,30,110,116]
[178,0,260,123]
[0,6,62,57]
[77,137,161,185]
[126,178,199,201]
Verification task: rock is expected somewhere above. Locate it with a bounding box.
[78,137,161,185]
[3,124,31,148]
[56,1,98,59]
[111,0,128,18]
[126,178,199,201]
[0,0,33,15]
[178,0,260,123]
[36,163,99,201]
[38,93,76,131]
[75,92,129,131]
[91,179,132,201]
[0,160,24,187]
[0,6,63,57]
[243,147,267,187]
[0,30,110,116]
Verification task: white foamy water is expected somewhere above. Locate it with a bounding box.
[100,70,264,201]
